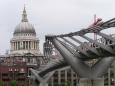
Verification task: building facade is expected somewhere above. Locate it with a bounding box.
[10,6,40,55]
[48,68,79,86]
[0,60,27,86]
[0,7,45,86]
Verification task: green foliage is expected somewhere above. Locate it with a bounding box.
[11,80,18,86]
[57,80,71,86]
[0,80,4,86]
[58,82,61,86]
[65,80,71,86]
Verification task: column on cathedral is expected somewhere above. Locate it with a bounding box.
[17,42,18,50]
[30,41,31,49]
[31,40,33,49]
[30,41,32,49]
[37,41,39,50]
[18,41,19,50]
[25,41,27,49]
[28,41,30,50]
[35,42,37,49]
[27,41,28,50]
[22,41,24,49]
[15,42,16,50]
[28,41,29,50]
[33,41,34,49]
[11,42,13,50]
[14,42,15,50]
[16,42,17,50]
[34,41,36,49]
[34,41,35,49]
[17,41,18,50]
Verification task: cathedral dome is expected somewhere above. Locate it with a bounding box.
[14,22,36,35]
[13,7,36,35]
[10,6,40,55]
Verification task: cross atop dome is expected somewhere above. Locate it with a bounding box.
[21,5,28,22]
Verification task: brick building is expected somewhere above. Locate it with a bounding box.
[0,62,27,86]
[0,6,45,86]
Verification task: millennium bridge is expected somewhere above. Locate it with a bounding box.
[30,18,115,86]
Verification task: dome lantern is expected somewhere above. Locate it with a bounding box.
[21,6,28,22]
[13,6,36,35]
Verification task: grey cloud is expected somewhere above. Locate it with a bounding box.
[0,0,115,54]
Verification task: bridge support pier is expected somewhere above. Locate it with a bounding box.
[78,78,104,86]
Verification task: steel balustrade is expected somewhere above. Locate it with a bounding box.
[30,18,115,84]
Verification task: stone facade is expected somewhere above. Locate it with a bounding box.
[10,6,40,55]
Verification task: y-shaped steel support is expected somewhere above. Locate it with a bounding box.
[30,68,55,86]
[52,38,115,79]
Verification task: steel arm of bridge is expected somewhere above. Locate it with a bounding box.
[39,71,55,86]
[52,38,92,78]
[69,36,100,56]
[56,38,87,59]
[81,35,115,55]
[53,38,101,60]
[101,18,115,27]
[57,38,101,60]
[29,68,43,82]
[39,59,68,77]
[30,66,71,85]
[44,18,115,39]
[89,26,115,42]
[52,38,115,79]
[57,38,115,60]
[61,37,93,58]
[45,18,115,38]
[91,56,115,78]
[30,68,55,86]
[98,32,115,42]
[30,59,68,78]
[61,37,103,58]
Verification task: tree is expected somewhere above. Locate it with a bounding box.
[58,83,61,86]
[58,82,62,86]
[11,80,18,86]
[65,80,71,86]
[0,80,4,86]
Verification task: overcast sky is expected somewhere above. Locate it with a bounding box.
[0,0,115,54]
